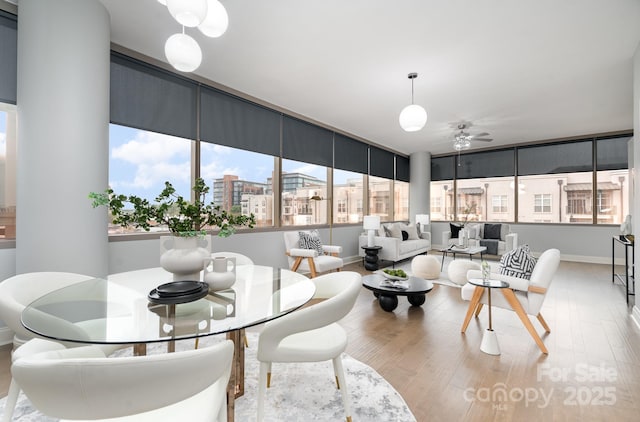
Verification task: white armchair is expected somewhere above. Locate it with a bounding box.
[460,248,560,354]
[442,223,517,255]
[256,271,362,422]
[283,230,343,278]
[12,339,234,421]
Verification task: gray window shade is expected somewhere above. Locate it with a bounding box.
[369,147,394,179]
[396,155,410,182]
[456,149,514,179]
[431,156,455,181]
[200,86,280,156]
[596,135,630,171]
[282,116,333,167]
[334,133,367,173]
[0,11,17,105]
[110,53,197,140]
[518,140,592,175]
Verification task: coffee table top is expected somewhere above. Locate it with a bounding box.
[439,246,487,254]
[362,274,433,296]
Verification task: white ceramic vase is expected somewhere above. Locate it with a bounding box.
[160,236,210,281]
[203,256,236,291]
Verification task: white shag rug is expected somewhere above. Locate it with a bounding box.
[1,333,416,422]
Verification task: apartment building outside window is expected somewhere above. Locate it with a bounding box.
[534,194,552,213]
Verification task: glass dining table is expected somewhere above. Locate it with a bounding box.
[21,265,315,422]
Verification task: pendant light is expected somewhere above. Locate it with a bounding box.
[198,0,229,38]
[166,0,208,27]
[165,30,202,72]
[399,72,427,132]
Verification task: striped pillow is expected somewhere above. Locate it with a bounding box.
[499,245,537,279]
[298,231,323,255]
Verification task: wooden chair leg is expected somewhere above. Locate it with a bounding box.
[291,256,303,273]
[461,286,484,333]
[474,303,483,317]
[537,313,551,333]
[501,289,548,354]
[307,257,318,278]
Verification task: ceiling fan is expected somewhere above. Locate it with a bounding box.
[453,123,493,151]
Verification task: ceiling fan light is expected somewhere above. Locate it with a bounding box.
[165,33,202,72]
[198,0,229,38]
[166,0,208,27]
[399,104,427,132]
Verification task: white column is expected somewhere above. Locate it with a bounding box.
[16,0,110,277]
[409,151,431,223]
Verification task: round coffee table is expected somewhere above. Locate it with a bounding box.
[362,273,433,312]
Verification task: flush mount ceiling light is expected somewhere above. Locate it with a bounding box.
[165,31,202,72]
[453,137,471,151]
[159,0,229,72]
[399,72,428,132]
[166,0,208,27]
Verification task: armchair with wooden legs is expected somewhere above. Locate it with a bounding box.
[460,248,560,354]
[283,231,343,278]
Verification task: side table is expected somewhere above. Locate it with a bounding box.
[361,246,383,271]
[464,278,509,355]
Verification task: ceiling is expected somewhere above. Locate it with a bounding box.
[100,1,639,155]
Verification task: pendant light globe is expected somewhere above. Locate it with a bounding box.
[166,0,208,27]
[198,0,229,38]
[165,33,202,72]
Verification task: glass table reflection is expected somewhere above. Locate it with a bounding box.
[21,265,315,422]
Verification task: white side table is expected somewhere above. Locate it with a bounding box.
[466,278,510,355]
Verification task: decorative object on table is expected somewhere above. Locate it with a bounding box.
[481,260,491,282]
[410,255,440,280]
[363,215,381,247]
[90,177,255,280]
[203,256,236,291]
[377,268,408,281]
[147,280,209,304]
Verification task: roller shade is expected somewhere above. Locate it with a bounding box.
[396,155,410,182]
[0,11,17,104]
[456,149,514,179]
[334,133,368,174]
[200,86,280,156]
[282,116,333,167]
[369,147,394,179]
[596,135,630,171]
[518,140,592,175]
[110,52,197,140]
[431,156,455,181]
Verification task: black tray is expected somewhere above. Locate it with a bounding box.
[156,280,204,297]
[148,281,209,304]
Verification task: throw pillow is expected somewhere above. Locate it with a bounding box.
[450,223,462,239]
[387,223,403,239]
[298,231,323,255]
[401,230,409,241]
[484,223,502,240]
[499,245,537,279]
[401,223,420,240]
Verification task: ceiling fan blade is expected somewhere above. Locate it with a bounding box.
[473,138,493,142]
[469,132,490,139]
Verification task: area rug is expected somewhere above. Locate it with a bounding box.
[393,255,501,288]
[0,333,416,422]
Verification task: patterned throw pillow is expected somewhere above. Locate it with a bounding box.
[499,245,537,279]
[298,231,323,255]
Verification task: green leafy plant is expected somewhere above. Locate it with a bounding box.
[89,178,256,237]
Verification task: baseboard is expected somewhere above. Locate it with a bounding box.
[632,306,640,330]
[0,326,13,346]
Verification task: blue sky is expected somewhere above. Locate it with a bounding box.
[0,111,6,158]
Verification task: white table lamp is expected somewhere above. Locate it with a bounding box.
[415,214,430,234]
[363,215,381,247]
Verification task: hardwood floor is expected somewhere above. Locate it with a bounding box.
[0,257,639,421]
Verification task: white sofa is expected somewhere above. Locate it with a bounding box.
[358,222,431,264]
[442,222,517,256]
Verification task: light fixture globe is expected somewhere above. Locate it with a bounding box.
[399,104,427,132]
[165,33,202,72]
[198,0,229,38]
[166,0,208,27]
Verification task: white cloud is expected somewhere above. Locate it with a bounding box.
[112,131,190,165]
[122,162,191,190]
[290,163,319,174]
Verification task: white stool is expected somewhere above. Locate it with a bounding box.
[447,260,481,286]
[411,255,440,280]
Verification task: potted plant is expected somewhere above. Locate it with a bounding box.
[90,177,256,280]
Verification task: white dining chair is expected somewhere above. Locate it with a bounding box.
[256,271,362,422]
[11,338,234,421]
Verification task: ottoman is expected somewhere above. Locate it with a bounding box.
[447,260,481,286]
[411,255,440,280]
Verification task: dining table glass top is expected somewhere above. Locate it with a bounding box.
[21,265,315,345]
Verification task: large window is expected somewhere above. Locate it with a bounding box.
[333,169,364,224]
[394,180,409,221]
[281,159,328,227]
[0,106,16,239]
[368,176,392,222]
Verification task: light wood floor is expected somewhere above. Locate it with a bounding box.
[1,257,639,421]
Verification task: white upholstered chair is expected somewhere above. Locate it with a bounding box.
[256,271,362,422]
[0,271,124,422]
[11,339,234,421]
[460,248,560,354]
[283,230,343,278]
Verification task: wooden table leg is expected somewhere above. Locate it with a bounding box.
[225,328,245,422]
[461,286,484,333]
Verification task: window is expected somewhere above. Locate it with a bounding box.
[0,106,16,239]
[108,124,193,234]
[492,195,508,213]
[201,144,275,228]
[431,196,441,213]
[430,181,453,221]
[368,176,392,222]
[333,169,364,224]
[281,159,327,226]
[394,180,409,221]
[534,194,552,213]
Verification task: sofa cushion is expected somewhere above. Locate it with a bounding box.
[401,230,409,240]
[386,223,403,239]
[401,223,420,240]
[450,223,462,239]
[298,230,323,255]
[484,223,502,240]
[499,245,536,279]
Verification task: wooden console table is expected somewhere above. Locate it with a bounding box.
[612,236,635,305]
